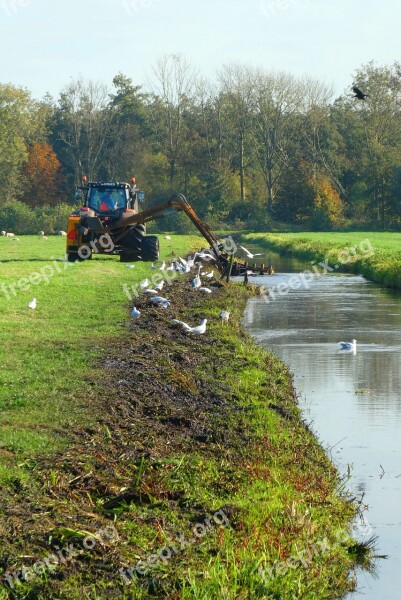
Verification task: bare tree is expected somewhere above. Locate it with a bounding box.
[252,71,304,213]
[148,54,197,186]
[218,64,255,201]
[56,78,113,182]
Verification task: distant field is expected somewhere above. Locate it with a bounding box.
[244,231,401,289]
[0,234,204,485]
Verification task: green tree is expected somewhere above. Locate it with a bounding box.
[0,84,37,203]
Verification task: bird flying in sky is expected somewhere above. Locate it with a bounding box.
[352,86,369,100]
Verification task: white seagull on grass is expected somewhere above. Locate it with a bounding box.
[150,296,170,308]
[131,307,141,318]
[219,310,230,323]
[171,318,207,335]
[28,298,37,309]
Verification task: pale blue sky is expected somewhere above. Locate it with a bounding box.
[0,0,399,99]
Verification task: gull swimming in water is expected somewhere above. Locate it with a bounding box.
[338,339,357,351]
[171,318,207,335]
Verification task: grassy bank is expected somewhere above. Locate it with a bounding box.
[243,232,401,289]
[0,235,360,598]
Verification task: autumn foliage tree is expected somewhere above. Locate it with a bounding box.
[22,142,64,207]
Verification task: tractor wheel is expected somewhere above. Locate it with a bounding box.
[141,235,159,262]
[67,249,92,262]
[124,225,146,251]
[120,249,140,262]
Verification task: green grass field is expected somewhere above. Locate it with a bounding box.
[0,234,204,484]
[244,231,401,288]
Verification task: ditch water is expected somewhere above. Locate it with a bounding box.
[240,246,401,600]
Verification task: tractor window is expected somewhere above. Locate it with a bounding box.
[88,188,127,211]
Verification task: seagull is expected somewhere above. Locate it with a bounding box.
[239,245,264,259]
[144,288,159,294]
[164,235,171,240]
[155,281,164,291]
[198,287,212,294]
[28,298,37,309]
[131,307,141,318]
[219,310,230,323]
[203,270,214,279]
[140,279,150,289]
[338,339,357,351]
[171,318,207,335]
[352,85,369,100]
[159,261,166,271]
[195,250,216,262]
[191,266,202,289]
[166,263,175,272]
[150,263,157,269]
[150,296,170,308]
[125,265,135,269]
[191,275,201,289]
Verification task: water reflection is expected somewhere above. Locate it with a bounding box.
[242,249,401,600]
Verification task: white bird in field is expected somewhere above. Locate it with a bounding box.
[144,288,159,294]
[131,307,141,318]
[140,278,150,289]
[338,339,357,351]
[239,245,264,259]
[150,296,170,308]
[166,263,175,272]
[28,298,37,309]
[125,265,135,269]
[191,274,201,289]
[159,261,166,271]
[155,281,164,291]
[219,310,230,323]
[150,263,157,269]
[164,235,171,240]
[203,270,214,279]
[171,318,207,335]
[198,287,212,294]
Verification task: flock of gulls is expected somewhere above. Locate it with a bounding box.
[129,247,231,335]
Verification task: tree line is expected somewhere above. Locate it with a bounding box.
[1,56,401,232]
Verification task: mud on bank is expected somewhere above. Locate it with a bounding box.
[1,275,358,599]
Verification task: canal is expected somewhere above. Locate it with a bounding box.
[241,247,401,600]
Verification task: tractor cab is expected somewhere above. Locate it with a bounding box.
[87,186,128,214]
[75,179,145,224]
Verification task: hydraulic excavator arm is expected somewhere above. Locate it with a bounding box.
[97,194,232,270]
